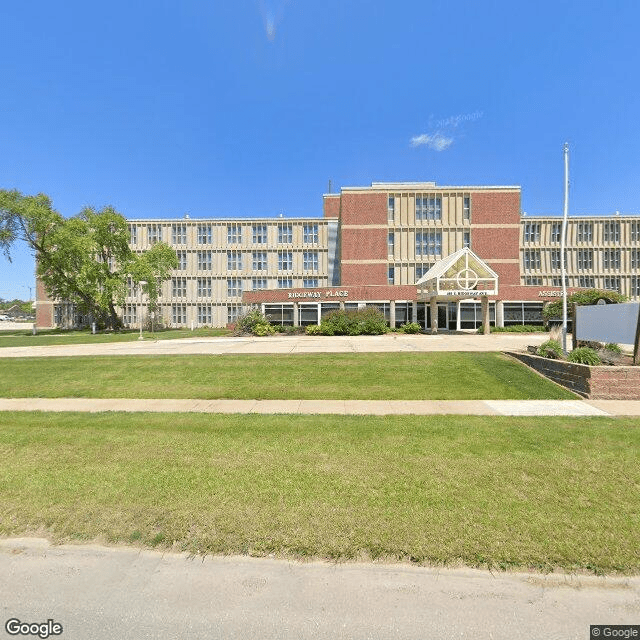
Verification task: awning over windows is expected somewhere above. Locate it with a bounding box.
[415,247,498,299]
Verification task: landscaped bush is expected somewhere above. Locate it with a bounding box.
[234,309,274,336]
[478,325,547,334]
[536,339,563,359]
[604,343,622,354]
[568,347,602,366]
[398,322,422,334]
[320,308,388,336]
[543,289,627,320]
[305,324,323,335]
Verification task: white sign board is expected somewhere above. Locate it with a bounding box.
[575,303,640,345]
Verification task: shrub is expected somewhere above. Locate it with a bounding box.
[568,347,602,366]
[305,324,323,335]
[320,308,388,336]
[478,325,547,334]
[543,289,627,319]
[398,322,422,334]
[273,324,286,333]
[604,343,622,354]
[234,308,274,337]
[536,339,563,359]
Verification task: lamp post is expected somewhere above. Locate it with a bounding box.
[561,143,569,355]
[138,281,147,340]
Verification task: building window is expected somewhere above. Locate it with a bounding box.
[523,249,541,271]
[388,232,395,255]
[123,305,137,325]
[303,223,319,244]
[227,278,243,297]
[147,224,162,245]
[550,249,561,270]
[632,276,640,297]
[602,248,621,270]
[388,266,395,285]
[278,223,292,244]
[252,251,267,271]
[197,250,212,271]
[388,196,395,221]
[197,224,212,244]
[603,220,620,243]
[172,304,187,325]
[227,224,242,244]
[552,276,570,287]
[176,250,187,270]
[172,224,187,245]
[227,251,242,271]
[197,277,212,297]
[632,221,640,243]
[172,277,187,298]
[303,278,318,288]
[415,264,432,280]
[524,276,543,286]
[523,222,541,244]
[604,276,621,293]
[550,221,562,243]
[278,277,293,289]
[416,231,442,256]
[252,277,268,290]
[463,196,471,221]
[278,251,293,271]
[578,276,595,288]
[416,195,442,221]
[129,225,137,245]
[252,224,267,244]
[577,221,593,243]
[227,306,241,324]
[577,248,593,270]
[463,231,471,249]
[631,249,640,270]
[197,304,212,325]
[303,251,318,271]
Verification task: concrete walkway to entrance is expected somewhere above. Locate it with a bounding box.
[1,397,639,416]
[0,331,554,358]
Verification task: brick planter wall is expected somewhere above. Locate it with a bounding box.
[507,352,640,399]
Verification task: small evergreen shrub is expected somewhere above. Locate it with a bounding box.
[398,322,421,334]
[604,343,622,354]
[568,347,602,366]
[305,324,323,335]
[320,308,388,336]
[477,325,547,334]
[235,308,274,336]
[536,339,563,359]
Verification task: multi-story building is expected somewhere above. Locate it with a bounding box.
[35,181,639,331]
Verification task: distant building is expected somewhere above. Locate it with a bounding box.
[35,182,639,331]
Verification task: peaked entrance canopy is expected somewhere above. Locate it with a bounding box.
[415,248,498,335]
[415,247,498,298]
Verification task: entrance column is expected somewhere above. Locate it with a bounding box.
[293,302,299,327]
[481,296,490,335]
[317,302,321,326]
[430,297,438,334]
[412,301,417,324]
[496,300,504,328]
[456,300,462,331]
[390,300,396,329]
[261,303,266,316]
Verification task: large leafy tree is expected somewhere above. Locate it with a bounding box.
[0,189,177,328]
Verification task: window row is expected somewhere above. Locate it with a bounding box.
[524,248,639,271]
[170,250,321,271]
[388,195,471,221]
[129,223,321,246]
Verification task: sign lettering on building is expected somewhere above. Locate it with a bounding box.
[538,291,563,297]
[287,290,349,299]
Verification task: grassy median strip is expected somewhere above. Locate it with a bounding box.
[0,353,575,400]
[0,412,638,573]
[0,327,230,348]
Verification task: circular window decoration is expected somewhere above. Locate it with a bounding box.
[456,268,478,290]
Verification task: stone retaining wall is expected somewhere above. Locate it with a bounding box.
[507,352,640,399]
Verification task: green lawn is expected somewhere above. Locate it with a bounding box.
[1,412,638,574]
[0,353,576,400]
[0,327,230,347]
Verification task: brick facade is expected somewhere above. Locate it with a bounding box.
[323,195,340,218]
[470,191,520,225]
[244,284,417,304]
[340,192,387,225]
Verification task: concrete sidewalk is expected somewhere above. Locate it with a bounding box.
[1,397,639,416]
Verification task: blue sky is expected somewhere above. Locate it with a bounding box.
[1,0,639,300]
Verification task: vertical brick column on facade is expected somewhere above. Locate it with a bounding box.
[340,192,388,286]
[35,277,54,328]
[470,190,521,287]
[323,194,340,218]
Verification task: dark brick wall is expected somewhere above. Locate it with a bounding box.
[340,192,387,225]
[471,191,520,225]
[472,227,520,261]
[323,195,340,218]
[244,284,417,304]
[340,262,388,286]
[341,228,387,261]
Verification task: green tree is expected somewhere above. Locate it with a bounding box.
[543,288,627,319]
[128,242,179,314]
[0,189,177,329]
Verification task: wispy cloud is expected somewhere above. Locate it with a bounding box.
[410,133,454,152]
[258,0,290,42]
